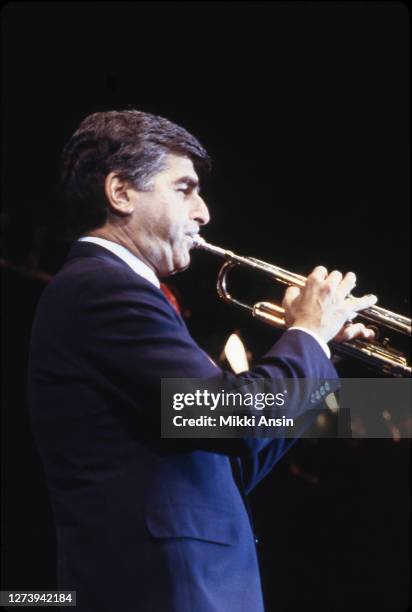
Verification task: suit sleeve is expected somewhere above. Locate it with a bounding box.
[77,266,338,459]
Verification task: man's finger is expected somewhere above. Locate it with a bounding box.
[325,270,343,292]
[336,322,375,342]
[308,266,328,283]
[345,294,378,315]
[282,286,301,308]
[336,271,357,299]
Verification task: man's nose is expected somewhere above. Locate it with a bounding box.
[192,195,210,226]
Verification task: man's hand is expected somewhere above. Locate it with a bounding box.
[282,266,378,344]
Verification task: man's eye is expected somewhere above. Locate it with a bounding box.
[178,187,190,194]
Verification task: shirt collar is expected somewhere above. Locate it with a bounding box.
[78,236,160,288]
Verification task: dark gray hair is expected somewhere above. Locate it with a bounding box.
[61,110,211,238]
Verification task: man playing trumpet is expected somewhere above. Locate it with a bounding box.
[28,110,377,612]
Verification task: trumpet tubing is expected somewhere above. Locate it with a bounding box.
[193,236,411,377]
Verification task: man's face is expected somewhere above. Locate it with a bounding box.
[127,154,210,277]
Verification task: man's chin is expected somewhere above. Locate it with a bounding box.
[173,258,191,275]
[161,253,191,277]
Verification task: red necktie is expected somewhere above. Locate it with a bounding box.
[160,283,181,314]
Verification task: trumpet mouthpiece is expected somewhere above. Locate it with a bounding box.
[192,235,207,248]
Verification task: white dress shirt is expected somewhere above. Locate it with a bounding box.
[78,236,160,288]
[78,236,330,358]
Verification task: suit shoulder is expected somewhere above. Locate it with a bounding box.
[61,255,161,295]
[37,256,167,320]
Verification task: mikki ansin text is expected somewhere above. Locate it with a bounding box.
[172,415,294,428]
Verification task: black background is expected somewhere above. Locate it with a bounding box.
[1,2,410,611]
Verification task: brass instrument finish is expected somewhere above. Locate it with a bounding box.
[193,237,411,377]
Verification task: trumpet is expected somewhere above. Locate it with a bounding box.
[193,237,411,377]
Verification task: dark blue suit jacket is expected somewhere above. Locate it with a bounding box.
[28,242,338,612]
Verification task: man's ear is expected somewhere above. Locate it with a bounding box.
[104,172,135,216]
